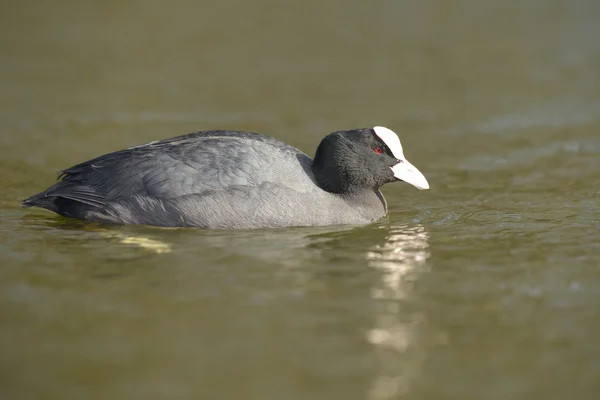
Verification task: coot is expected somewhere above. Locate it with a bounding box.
[22,126,429,229]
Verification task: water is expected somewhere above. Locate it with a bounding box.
[1,1,599,399]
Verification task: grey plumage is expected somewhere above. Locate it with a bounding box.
[22,128,426,229]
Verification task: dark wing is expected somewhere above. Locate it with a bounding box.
[23,130,309,209]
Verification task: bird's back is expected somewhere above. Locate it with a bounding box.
[22,130,326,228]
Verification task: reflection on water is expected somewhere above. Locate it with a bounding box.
[365,224,430,400]
[98,229,173,254]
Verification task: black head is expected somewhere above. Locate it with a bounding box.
[311,127,429,194]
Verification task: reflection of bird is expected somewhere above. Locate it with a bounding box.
[23,127,429,229]
[366,224,430,400]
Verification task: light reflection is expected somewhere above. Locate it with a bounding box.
[365,224,430,400]
[100,230,173,254]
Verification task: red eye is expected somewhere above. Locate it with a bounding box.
[374,146,383,154]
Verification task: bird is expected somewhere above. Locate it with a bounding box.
[22,126,429,229]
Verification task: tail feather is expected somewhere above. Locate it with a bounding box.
[22,181,107,213]
[21,191,59,211]
[21,194,43,208]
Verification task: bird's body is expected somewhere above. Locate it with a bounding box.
[22,127,429,229]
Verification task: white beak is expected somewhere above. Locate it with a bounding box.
[391,159,430,190]
[372,126,430,190]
